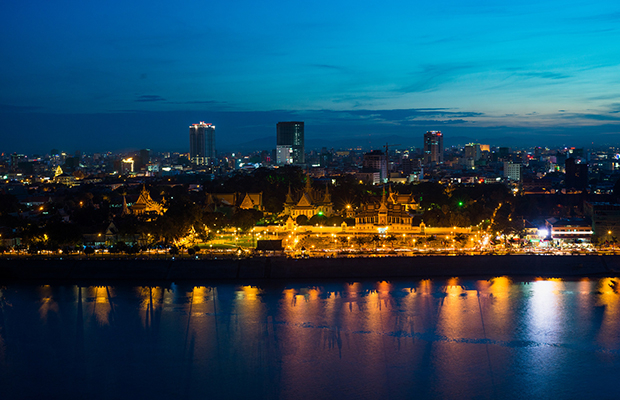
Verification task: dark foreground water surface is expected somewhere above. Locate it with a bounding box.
[1,277,620,399]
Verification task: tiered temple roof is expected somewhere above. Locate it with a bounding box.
[283,178,333,219]
[130,186,166,215]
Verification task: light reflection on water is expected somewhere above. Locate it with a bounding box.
[1,278,620,399]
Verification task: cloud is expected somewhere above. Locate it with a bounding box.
[519,71,571,80]
[558,112,620,121]
[0,104,43,112]
[135,95,166,102]
[607,103,620,114]
[295,108,483,127]
[577,11,620,21]
[589,94,620,101]
[308,64,345,71]
[170,100,225,105]
[396,63,477,93]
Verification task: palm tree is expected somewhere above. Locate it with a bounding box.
[371,234,382,250]
[425,235,437,248]
[454,233,468,248]
[385,234,397,249]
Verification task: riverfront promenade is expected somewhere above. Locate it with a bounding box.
[1,255,619,282]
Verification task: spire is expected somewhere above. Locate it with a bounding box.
[285,184,294,203]
[121,195,130,216]
[379,185,388,213]
[305,175,312,194]
[322,183,331,203]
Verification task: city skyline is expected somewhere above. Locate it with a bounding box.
[2,1,620,153]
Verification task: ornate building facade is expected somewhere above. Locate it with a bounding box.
[130,186,166,216]
[283,178,334,219]
[355,188,415,231]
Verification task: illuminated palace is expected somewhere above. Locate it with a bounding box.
[355,187,418,232]
[124,186,166,216]
[283,178,334,219]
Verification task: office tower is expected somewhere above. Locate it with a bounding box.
[276,145,293,165]
[189,122,216,165]
[277,122,304,164]
[565,157,588,190]
[498,147,511,160]
[139,149,150,166]
[423,131,444,165]
[464,143,481,161]
[121,158,134,175]
[503,161,522,181]
[363,150,388,183]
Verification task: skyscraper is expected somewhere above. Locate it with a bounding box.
[565,157,588,190]
[277,122,304,164]
[423,131,443,165]
[189,122,216,165]
[503,161,522,181]
[363,150,388,183]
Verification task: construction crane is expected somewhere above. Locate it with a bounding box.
[383,143,402,155]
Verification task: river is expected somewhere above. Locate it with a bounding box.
[1,277,619,399]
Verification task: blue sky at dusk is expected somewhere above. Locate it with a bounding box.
[2,0,620,153]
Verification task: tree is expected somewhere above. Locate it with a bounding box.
[231,209,263,231]
[354,236,367,248]
[308,214,328,226]
[370,234,382,249]
[452,233,465,246]
[425,235,437,247]
[296,215,309,225]
[385,235,397,249]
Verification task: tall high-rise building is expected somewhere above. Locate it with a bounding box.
[503,161,522,181]
[189,122,216,165]
[565,157,588,190]
[363,150,388,183]
[464,143,481,161]
[423,131,443,165]
[277,122,304,164]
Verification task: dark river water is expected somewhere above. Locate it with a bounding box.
[1,277,620,399]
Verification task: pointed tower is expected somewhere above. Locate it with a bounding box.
[321,183,333,216]
[285,184,294,204]
[121,195,130,216]
[322,183,331,203]
[284,185,295,215]
[378,185,388,225]
[304,175,313,199]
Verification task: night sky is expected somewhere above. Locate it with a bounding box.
[2,0,620,153]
